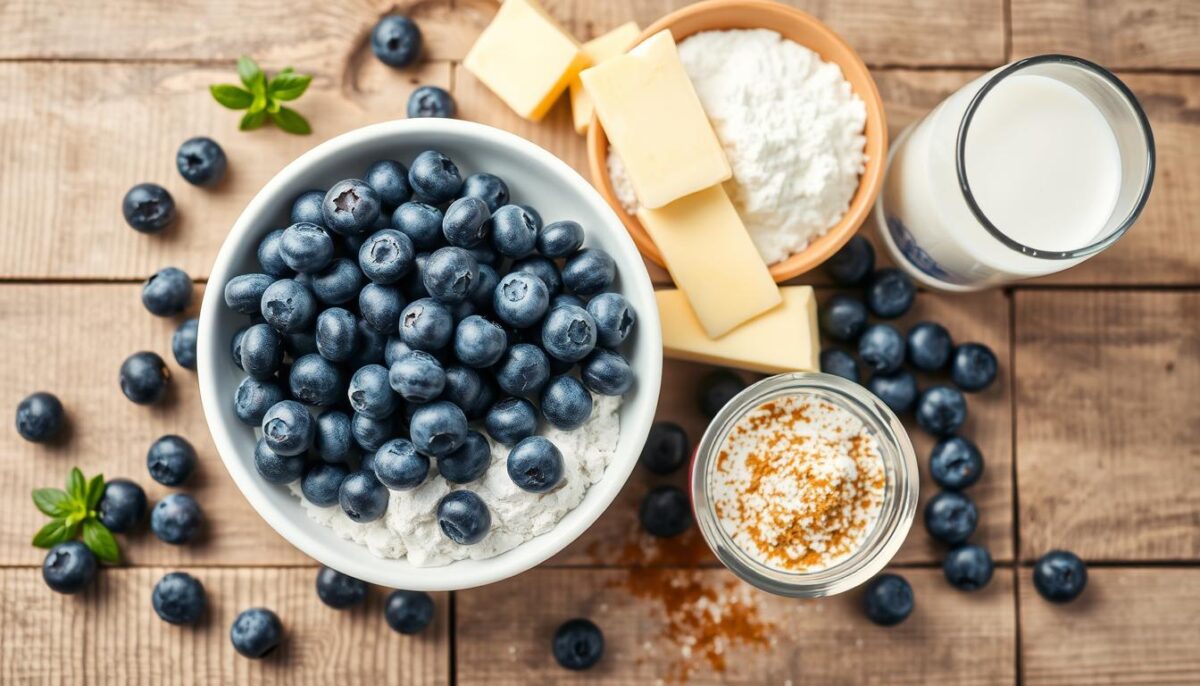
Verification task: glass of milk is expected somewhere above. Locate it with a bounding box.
[875,54,1155,290]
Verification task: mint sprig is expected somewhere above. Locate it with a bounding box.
[210,56,313,135]
[31,467,120,563]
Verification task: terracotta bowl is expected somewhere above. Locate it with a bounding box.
[586,0,888,282]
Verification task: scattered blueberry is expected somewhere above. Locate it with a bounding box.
[639,486,691,537]
[858,324,906,375]
[254,438,305,484]
[408,150,462,205]
[867,370,917,413]
[176,137,226,186]
[316,566,367,609]
[862,573,913,626]
[950,343,998,392]
[42,541,97,594]
[823,235,875,285]
[146,435,197,486]
[507,436,564,493]
[437,490,491,544]
[120,351,170,405]
[409,401,468,457]
[153,571,206,624]
[484,397,538,446]
[122,183,176,234]
[580,348,633,396]
[907,322,953,372]
[820,294,868,343]
[540,376,592,430]
[459,172,509,212]
[537,220,584,258]
[97,478,146,533]
[943,544,994,591]
[15,391,64,443]
[385,590,435,634]
[323,179,381,235]
[339,469,389,522]
[865,268,916,319]
[553,618,604,671]
[172,318,199,369]
[262,399,315,456]
[561,249,615,296]
[371,15,422,68]
[640,422,688,475]
[698,370,745,419]
[929,436,984,490]
[915,385,968,437]
[151,493,204,544]
[407,85,455,118]
[819,349,860,383]
[1032,550,1088,603]
[437,431,491,484]
[230,608,283,658]
[923,490,978,544]
[142,267,193,317]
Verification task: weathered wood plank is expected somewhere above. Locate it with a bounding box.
[1014,291,1200,561]
[456,567,1016,684]
[1011,0,1200,70]
[1020,568,1200,685]
[0,567,450,684]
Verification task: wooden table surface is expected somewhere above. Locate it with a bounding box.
[1,0,1197,683]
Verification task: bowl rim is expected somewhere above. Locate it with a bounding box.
[197,118,663,590]
[585,0,889,283]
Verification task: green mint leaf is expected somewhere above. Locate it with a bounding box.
[237,56,265,93]
[281,66,295,75]
[65,510,86,528]
[210,84,255,110]
[250,91,268,114]
[85,474,105,511]
[270,107,311,135]
[267,72,312,102]
[240,109,268,131]
[32,518,71,548]
[67,468,86,502]
[82,519,120,564]
[32,488,73,517]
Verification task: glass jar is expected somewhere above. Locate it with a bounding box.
[690,372,918,598]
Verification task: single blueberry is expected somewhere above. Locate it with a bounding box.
[234,378,285,428]
[392,202,444,250]
[151,493,204,545]
[541,305,597,363]
[15,391,64,443]
[239,323,284,380]
[323,179,381,236]
[314,308,358,363]
[365,159,412,209]
[866,268,916,319]
[374,438,430,490]
[254,438,305,484]
[907,322,953,371]
[639,486,691,537]
[441,365,484,410]
[423,247,478,304]
[142,267,193,317]
[553,618,604,671]
[698,370,745,419]
[261,399,315,456]
[484,397,538,446]
[339,470,389,522]
[640,422,688,475]
[437,490,491,545]
[1032,550,1088,602]
[358,228,415,284]
[290,190,326,225]
[520,205,543,230]
[819,294,868,343]
[314,410,354,463]
[96,478,146,533]
[915,385,968,437]
[231,326,249,370]
[311,258,365,305]
[315,566,367,609]
[495,343,551,398]
[494,272,550,329]
[348,364,397,419]
[409,401,468,457]
[224,273,273,315]
[512,255,563,296]
[384,337,412,367]
[176,137,226,186]
[230,608,283,659]
[537,220,584,258]
[153,572,206,624]
[507,436,564,493]
[858,324,906,374]
[385,590,436,634]
[586,293,635,347]
[459,172,509,212]
[146,435,197,486]
[540,376,592,430]
[388,350,445,402]
[172,318,199,370]
[951,343,998,392]
[42,541,97,594]
[351,412,393,451]
[407,85,455,118]
[824,235,875,285]
[371,15,422,67]
[120,351,170,405]
[580,348,633,396]
[442,196,491,248]
[453,315,506,368]
[289,354,344,406]
[280,222,335,274]
[490,204,538,258]
[359,283,406,334]
[820,349,860,383]
[863,573,913,626]
[867,370,918,413]
[399,298,455,351]
[302,461,350,506]
[408,150,462,205]
[437,431,490,484]
[929,436,984,490]
[923,490,978,544]
[257,228,293,278]
[260,278,317,333]
[122,183,176,234]
[561,249,615,296]
[943,544,994,591]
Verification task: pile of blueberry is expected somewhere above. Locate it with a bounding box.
[224,149,636,545]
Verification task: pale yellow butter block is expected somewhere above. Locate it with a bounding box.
[637,185,780,338]
[569,22,640,134]
[581,30,731,209]
[657,286,820,374]
[463,0,589,122]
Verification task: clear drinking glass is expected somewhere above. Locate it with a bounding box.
[690,373,918,598]
[875,54,1155,291]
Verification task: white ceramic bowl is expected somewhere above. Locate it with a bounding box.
[198,119,662,591]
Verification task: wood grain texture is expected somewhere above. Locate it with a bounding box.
[1015,291,1200,561]
[1019,568,1200,685]
[1011,0,1200,70]
[457,567,1016,684]
[0,567,450,685]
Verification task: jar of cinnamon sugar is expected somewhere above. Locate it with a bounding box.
[690,372,919,597]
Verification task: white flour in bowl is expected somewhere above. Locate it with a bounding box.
[609,29,867,265]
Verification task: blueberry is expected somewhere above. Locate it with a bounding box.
[915,385,968,437]
[408,150,462,205]
[495,343,550,397]
[384,337,412,367]
[392,202,444,250]
[862,573,913,626]
[459,172,509,212]
[867,370,917,413]
[348,364,397,419]
[541,376,593,430]
[371,15,422,67]
[923,490,978,544]
[151,493,204,544]
[262,399,315,456]
[866,268,916,319]
[453,315,507,368]
[339,469,389,522]
[552,618,604,671]
[929,436,983,490]
[301,462,349,506]
[541,305,597,362]
[507,436,564,493]
[122,183,176,234]
[279,222,335,274]
[437,490,491,545]
[146,435,196,486]
[120,351,170,405]
[561,249,615,296]
[819,349,860,383]
[312,258,365,305]
[350,319,389,368]
[907,322,952,371]
[365,159,412,209]
[462,376,496,421]
[358,228,415,284]
[96,478,146,533]
[823,235,875,285]
[232,379,285,429]
[359,283,406,334]
[699,370,750,421]
[368,438,427,491]
[580,348,634,396]
[640,422,688,475]
[231,326,249,370]
[290,190,326,225]
[435,431,490,484]
[351,412,393,452]
[170,318,199,370]
[819,294,868,343]
[552,293,585,309]
[490,204,538,258]
[176,136,226,186]
[310,411,352,464]
[512,255,563,296]
[239,323,284,380]
[389,350,445,402]
[230,608,283,659]
[312,308,356,363]
[407,85,455,118]
[323,179,381,235]
[520,204,543,230]
[289,354,344,406]
[484,397,537,446]
[441,196,490,248]
[260,278,317,333]
[385,590,435,634]
[1033,550,1088,602]
[639,486,691,537]
[951,343,998,392]
[142,267,193,316]
[586,293,635,347]
[537,220,584,258]
[312,566,367,610]
[494,272,550,329]
[858,324,906,374]
[42,541,97,594]
[462,266,497,314]
[257,229,293,278]
[943,544,994,591]
[423,247,478,304]
[254,438,305,484]
[409,401,468,457]
[441,366,485,411]
[15,391,64,443]
[400,298,454,351]
[153,572,206,624]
